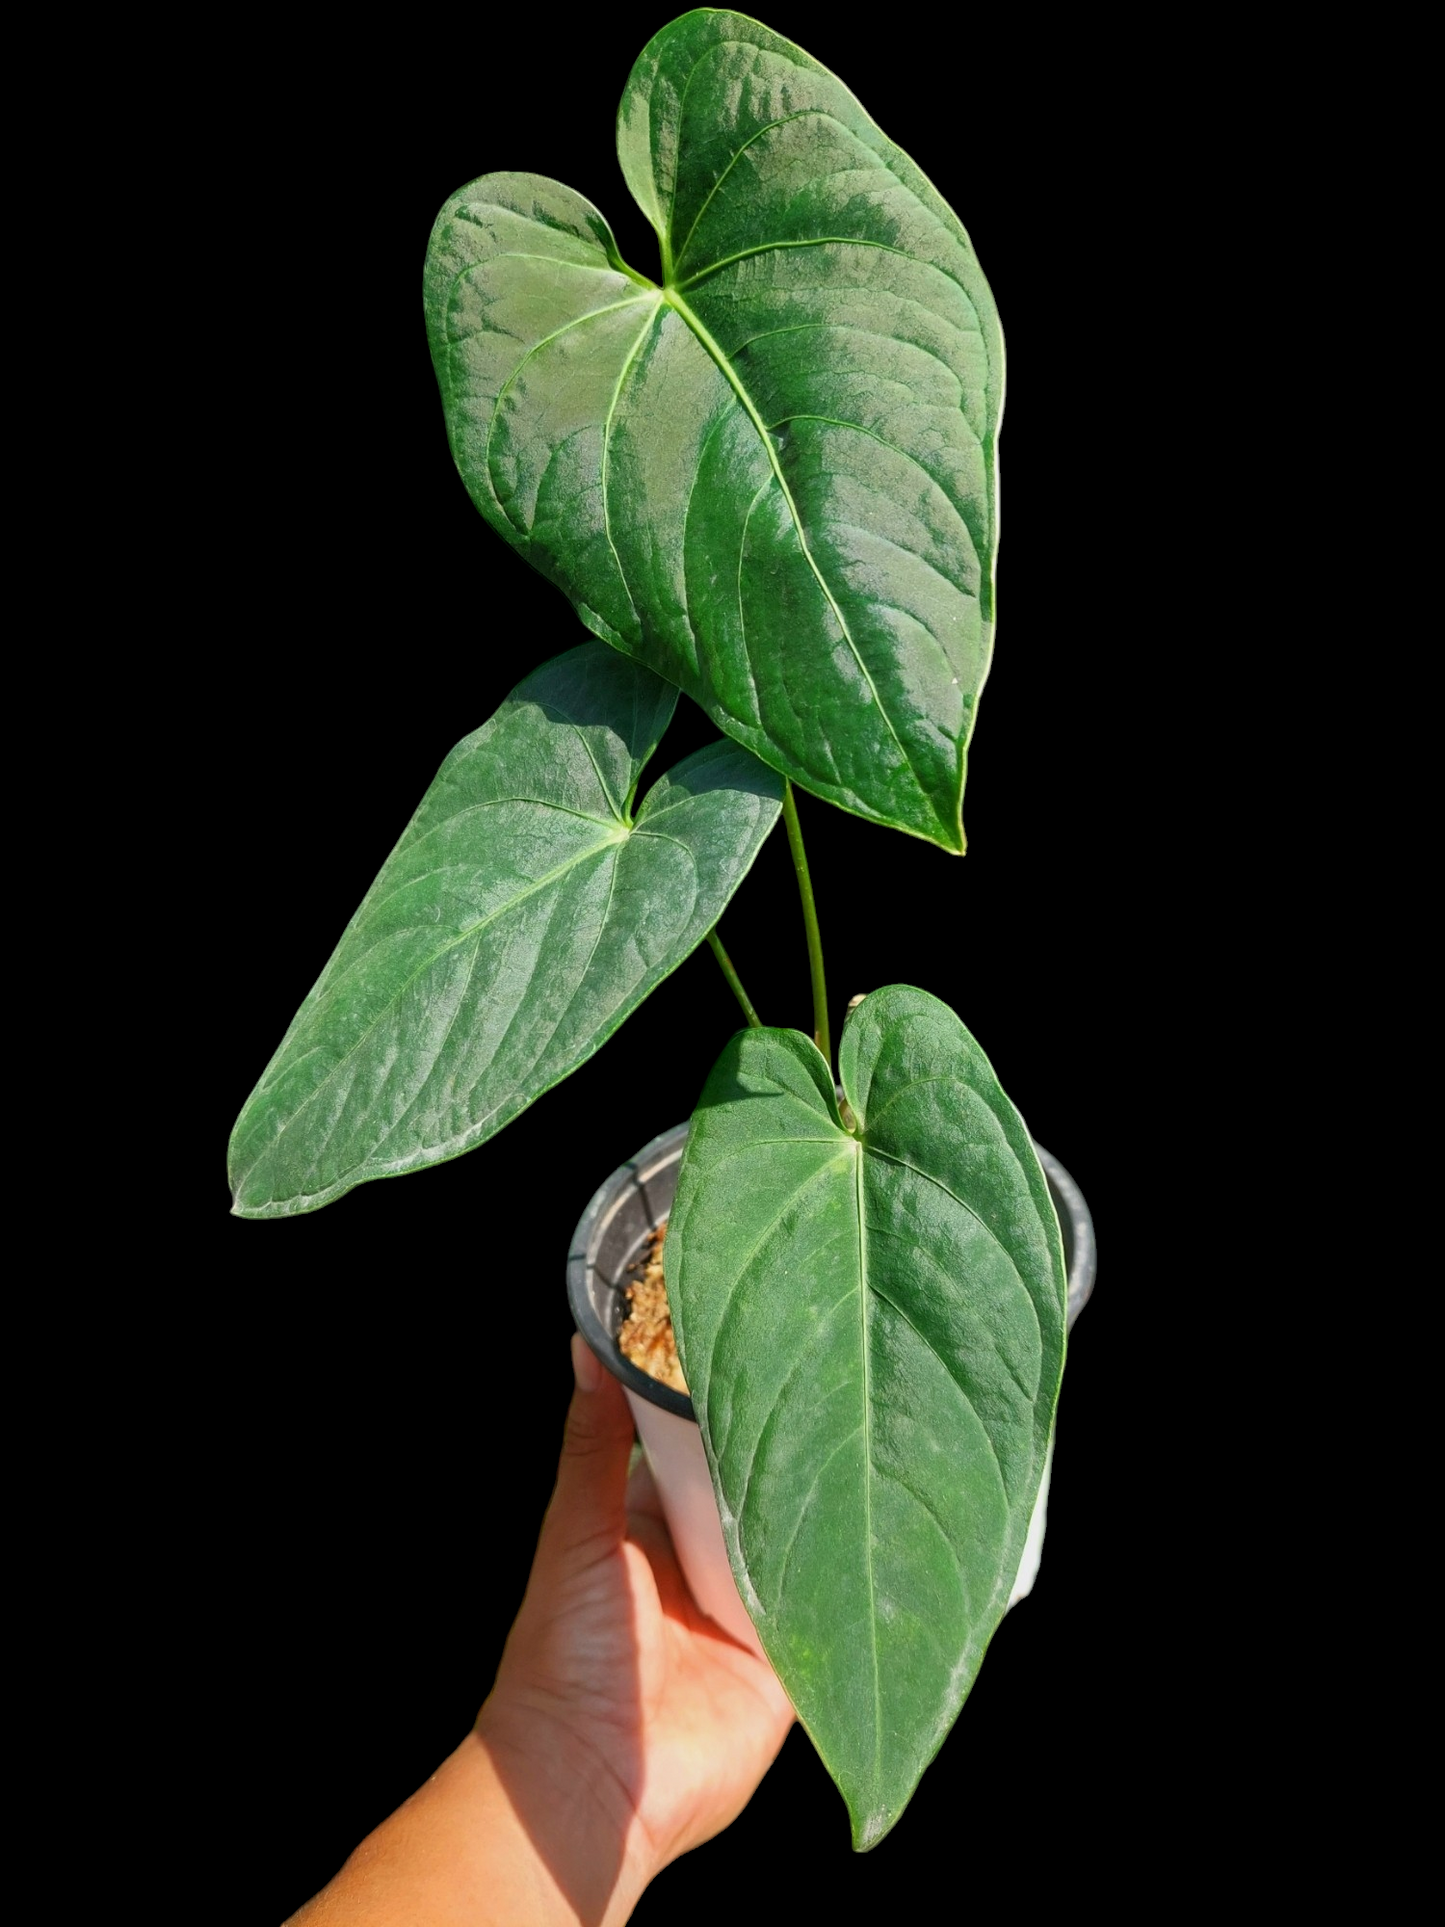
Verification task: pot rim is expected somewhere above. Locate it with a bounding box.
[568,1122,1096,1422]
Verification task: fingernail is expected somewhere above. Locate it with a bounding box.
[571,1331,602,1394]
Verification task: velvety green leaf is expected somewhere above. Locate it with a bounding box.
[666,986,1065,1847]
[424,11,1002,851]
[229,643,781,1218]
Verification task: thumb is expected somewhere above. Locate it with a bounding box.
[533,1335,637,1570]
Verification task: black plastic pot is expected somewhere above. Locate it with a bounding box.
[568,1120,1097,1417]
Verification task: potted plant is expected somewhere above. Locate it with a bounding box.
[233,6,1094,1860]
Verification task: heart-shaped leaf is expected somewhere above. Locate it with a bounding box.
[666,986,1065,1847]
[230,643,781,1218]
[424,11,1002,852]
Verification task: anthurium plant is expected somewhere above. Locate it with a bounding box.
[231,8,1067,1851]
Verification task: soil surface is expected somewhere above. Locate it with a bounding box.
[618,1223,688,1393]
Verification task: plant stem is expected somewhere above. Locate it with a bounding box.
[782,781,830,1064]
[706,927,762,1029]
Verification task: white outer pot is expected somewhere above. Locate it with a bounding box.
[568,1124,1094,1654]
[624,1389,768,1656]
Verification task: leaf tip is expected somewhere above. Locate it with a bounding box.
[850,1803,900,1853]
[918,804,966,856]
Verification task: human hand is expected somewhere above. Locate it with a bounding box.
[291,1339,792,1926]
[475,1335,795,1917]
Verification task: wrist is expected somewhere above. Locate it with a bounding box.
[290,1714,657,1926]
[475,1691,660,1923]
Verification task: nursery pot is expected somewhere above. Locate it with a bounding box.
[568,1123,1097,1656]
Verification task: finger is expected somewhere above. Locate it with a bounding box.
[531,1336,638,1573]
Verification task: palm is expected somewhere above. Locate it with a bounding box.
[484,1395,794,1883]
[607,1461,793,1859]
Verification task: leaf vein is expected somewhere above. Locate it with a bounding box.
[246,842,621,1160]
[865,1280,1009,1506]
[673,108,831,273]
[599,304,663,641]
[863,1145,1044,1350]
[482,294,655,538]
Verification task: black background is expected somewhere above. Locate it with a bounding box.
[206,7,1186,1913]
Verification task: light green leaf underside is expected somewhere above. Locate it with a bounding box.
[423,11,1002,851]
[229,643,781,1218]
[667,986,1065,1847]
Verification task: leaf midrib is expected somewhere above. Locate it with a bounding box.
[852,1134,884,1794]
[240,826,627,1183]
[660,284,916,798]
